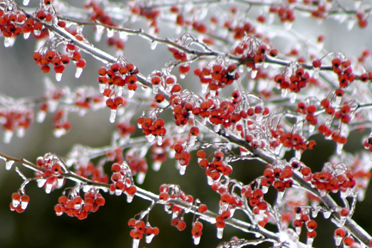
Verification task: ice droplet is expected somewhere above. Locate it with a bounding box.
[150,41,158,50]
[214,124,221,133]
[75,67,83,78]
[23,0,30,5]
[136,171,146,184]
[54,128,66,137]
[12,199,20,208]
[3,130,13,143]
[34,29,41,36]
[132,238,140,248]
[281,88,288,98]
[128,90,135,98]
[179,165,186,175]
[6,160,14,170]
[347,19,356,31]
[109,109,117,123]
[180,73,186,79]
[23,32,31,39]
[56,73,62,82]
[152,161,162,171]
[217,227,223,239]
[193,236,201,245]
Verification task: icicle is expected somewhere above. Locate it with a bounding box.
[150,41,158,50]
[126,194,134,203]
[3,130,13,143]
[56,73,62,82]
[152,84,159,94]
[119,32,128,41]
[6,160,14,170]
[347,19,356,31]
[164,204,172,214]
[12,198,20,208]
[54,128,66,137]
[45,183,53,194]
[176,125,186,133]
[312,68,319,79]
[262,185,269,194]
[23,32,31,39]
[276,191,284,204]
[153,161,162,171]
[4,37,15,47]
[311,207,320,218]
[290,92,297,103]
[21,200,28,210]
[136,171,146,184]
[202,83,208,94]
[37,110,46,123]
[336,143,343,154]
[295,226,301,236]
[57,177,65,187]
[117,86,123,96]
[23,0,30,5]
[128,90,135,98]
[37,178,46,188]
[207,176,213,185]
[109,109,117,123]
[295,150,301,160]
[281,88,288,98]
[214,124,221,133]
[75,67,83,78]
[180,74,186,79]
[251,70,258,79]
[306,237,314,247]
[189,136,197,147]
[323,210,331,219]
[17,127,25,138]
[334,235,343,246]
[107,29,114,38]
[217,227,224,239]
[146,234,155,244]
[179,165,187,175]
[34,29,41,36]
[157,136,163,146]
[115,189,122,196]
[193,236,201,245]
[132,238,140,248]
[146,134,155,142]
[309,125,315,134]
[95,25,104,42]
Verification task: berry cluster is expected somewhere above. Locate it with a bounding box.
[0,9,26,44]
[35,153,66,194]
[0,106,34,143]
[54,191,105,220]
[10,192,30,213]
[110,162,137,202]
[292,209,317,246]
[197,151,233,185]
[194,63,240,94]
[137,117,166,146]
[75,162,109,184]
[128,218,159,248]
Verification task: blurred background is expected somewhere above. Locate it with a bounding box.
[0,0,372,247]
